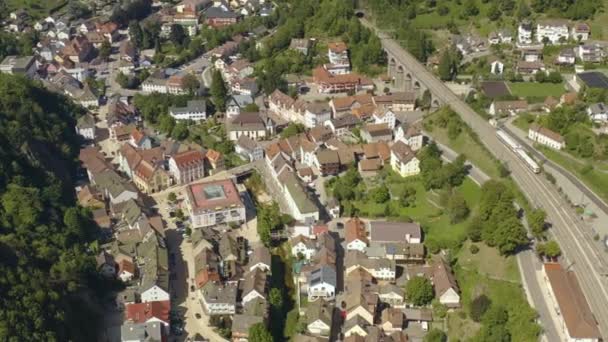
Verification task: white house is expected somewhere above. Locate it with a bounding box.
[308,265,337,301]
[226,94,254,118]
[290,235,316,260]
[345,218,368,252]
[169,100,206,121]
[200,282,237,315]
[518,21,533,45]
[372,109,396,130]
[304,102,332,128]
[432,258,461,308]
[394,124,423,151]
[76,113,96,140]
[235,135,264,161]
[490,59,504,75]
[537,20,569,44]
[280,171,320,224]
[390,141,420,178]
[557,48,576,65]
[306,301,333,337]
[528,124,566,150]
[241,269,267,304]
[587,103,608,122]
[140,285,170,303]
[571,23,591,42]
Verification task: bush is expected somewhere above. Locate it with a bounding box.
[470,244,480,254]
[470,294,492,322]
[425,239,441,254]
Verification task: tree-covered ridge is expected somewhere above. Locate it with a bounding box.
[0,74,107,341]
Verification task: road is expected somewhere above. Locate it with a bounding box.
[360,18,608,337]
[436,140,562,342]
[502,121,608,215]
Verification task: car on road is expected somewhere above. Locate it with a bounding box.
[190,285,195,292]
[336,222,344,230]
[195,313,202,319]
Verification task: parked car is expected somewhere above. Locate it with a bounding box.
[190,285,195,292]
[336,222,344,230]
[195,313,202,319]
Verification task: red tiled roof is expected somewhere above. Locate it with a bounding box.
[205,149,222,162]
[125,300,170,324]
[328,41,348,53]
[345,218,368,244]
[118,259,135,275]
[172,150,205,169]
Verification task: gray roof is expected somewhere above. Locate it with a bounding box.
[169,100,206,115]
[93,170,138,199]
[309,265,337,287]
[232,314,264,335]
[219,234,238,260]
[137,234,169,293]
[77,113,95,129]
[369,221,422,243]
[307,299,333,326]
[240,268,267,299]
[281,171,318,214]
[236,134,260,152]
[0,55,35,71]
[201,281,238,304]
[248,245,271,269]
[205,6,239,18]
[589,103,607,114]
[330,114,359,129]
[229,112,266,131]
[228,94,254,108]
[120,322,162,341]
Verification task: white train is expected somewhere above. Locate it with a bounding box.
[496,129,521,151]
[496,129,540,174]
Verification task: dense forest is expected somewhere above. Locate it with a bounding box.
[0,74,111,340]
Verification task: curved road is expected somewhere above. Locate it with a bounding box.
[360,18,608,337]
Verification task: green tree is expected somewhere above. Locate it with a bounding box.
[463,0,480,16]
[170,24,186,46]
[400,186,417,207]
[372,185,390,203]
[248,323,272,342]
[116,72,129,88]
[244,103,260,112]
[257,202,283,247]
[487,4,502,20]
[406,276,434,306]
[280,123,305,138]
[527,208,546,238]
[424,328,447,342]
[129,21,143,48]
[167,192,177,203]
[269,288,283,308]
[517,0,531,18]
[447,191,470,223]
[182,74,200,95]
[210,70,228,112]
[470,294,491,322]
[99,40,112,60]
[438,50,454,81]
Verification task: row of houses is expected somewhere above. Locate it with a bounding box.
[288,217,460,340]
[77,145,173,340]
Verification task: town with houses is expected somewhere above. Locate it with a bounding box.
[3,0,608,342]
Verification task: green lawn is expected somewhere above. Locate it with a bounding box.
[447,311,481,341]
[455,267,541,342]
[513,113,537,132]
[6,0,67,19]
[457,241,520,283]
[353,176,481,249]
[508,82,566,99]
[538,146,608,204]
[423,113,501,179]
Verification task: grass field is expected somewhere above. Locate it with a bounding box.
[353,175,481,249]
[457,241,521,283]
[538,146,608,204]
[508,82,566,99]
[513,113,537,132]
[423,113,501,179]
[6,0,67,19]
